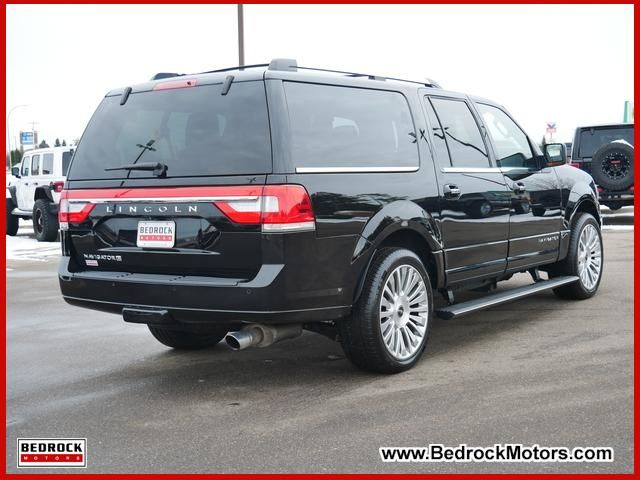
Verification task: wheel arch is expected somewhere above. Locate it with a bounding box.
[352,201,445,304]
[34,186,54,203]
[569,195,601,228]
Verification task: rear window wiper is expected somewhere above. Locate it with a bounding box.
[105,162,167,177]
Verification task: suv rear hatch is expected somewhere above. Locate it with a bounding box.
[573,124,634,172]
[62,77,274,280]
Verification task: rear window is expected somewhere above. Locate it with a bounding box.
[68,81,271,180]
[284,82,419,171]
[578,127,634,158]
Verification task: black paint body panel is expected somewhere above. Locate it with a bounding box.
[59,67,600,325]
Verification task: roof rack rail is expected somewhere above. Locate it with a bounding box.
[150,72,184,81]
[154,59,442,89]
[198,63,269,75]
[294,65,440,88]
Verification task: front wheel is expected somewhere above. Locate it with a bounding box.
[550,213,603,299]
[339,248,433,373]
[148,325,230,350]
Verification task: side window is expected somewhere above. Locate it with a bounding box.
[31,154,41,176]
[21,157,30,176]
[476,103,534,168]
[284,82,419,170]
[430,98,489,168]
[42,153,54,175]
[423,97,451,168]
[62,150,73,176]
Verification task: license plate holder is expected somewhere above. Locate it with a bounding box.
[137,221,176,248]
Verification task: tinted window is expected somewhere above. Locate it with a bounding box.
[62,150,73,176]
[284,83,418,170]
[423,97,451,168]
[68,81,271,180]
[477,103,534,168]
[31,154,40,176]
[42,153,54,174]
[430,98,489,168]
[21,157,30,176]
[578,127,634,158]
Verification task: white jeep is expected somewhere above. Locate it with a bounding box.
[6,146,74,242]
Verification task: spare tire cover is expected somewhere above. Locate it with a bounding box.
[591,141,634,191]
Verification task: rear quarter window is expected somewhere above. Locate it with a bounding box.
[284,83,419,171]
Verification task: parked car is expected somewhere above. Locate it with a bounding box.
[571,123,634,210]
[58,59,603,373]
[6,146,74,241]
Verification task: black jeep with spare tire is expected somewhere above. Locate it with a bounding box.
[58,59,604,373]
[570,123,634,210]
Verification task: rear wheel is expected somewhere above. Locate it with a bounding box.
[148,325,229,350]
[550,213,603,299]
[6,198,19,236]
[339,248,433,373]
[32,199,59,242]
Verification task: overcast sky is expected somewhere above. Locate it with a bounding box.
[6,4,634,151]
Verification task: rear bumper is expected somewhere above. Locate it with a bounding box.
[58,257,351,325]
[598,188,633,207]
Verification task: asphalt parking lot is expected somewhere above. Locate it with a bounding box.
[6,226,634,474]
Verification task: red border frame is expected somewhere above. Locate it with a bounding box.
[1,2,637,478]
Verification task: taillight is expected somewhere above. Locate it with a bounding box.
[213,185,315,232]
[58,190,95,229]
[570,162,581,168]
[52,181,64,193]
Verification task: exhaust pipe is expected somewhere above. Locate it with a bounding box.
[225,324,302,351]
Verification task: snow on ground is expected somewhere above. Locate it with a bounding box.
[6,220,60,262]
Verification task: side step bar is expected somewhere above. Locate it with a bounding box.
[435,275,579,320]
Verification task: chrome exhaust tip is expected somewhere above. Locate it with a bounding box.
[225,329,262,351]
[224,324,302,350]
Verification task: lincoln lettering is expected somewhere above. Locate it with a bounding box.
[105,205,198,214]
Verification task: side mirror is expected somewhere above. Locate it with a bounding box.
[11,166,20,178]
[543,143,567,167]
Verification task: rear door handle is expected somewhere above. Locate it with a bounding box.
[514,182,526,194]
[443,184,461,198]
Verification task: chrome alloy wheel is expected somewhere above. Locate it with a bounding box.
[379,265,429,360]
[577,224,602,290]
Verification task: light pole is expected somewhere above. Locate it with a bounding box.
[6,104,28,170]
[237,4,244,66]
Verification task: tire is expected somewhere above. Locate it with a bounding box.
[339,247,433,373]
[591,141,634,191]
[6,198,19,236]
[148,325,229,350]
[32,199,59,242]
[550,213,603,300]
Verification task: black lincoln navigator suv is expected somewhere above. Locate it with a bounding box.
[59,59,603,373]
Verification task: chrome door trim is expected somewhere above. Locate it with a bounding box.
[295,166,419,174]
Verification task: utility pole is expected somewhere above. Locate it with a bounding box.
[237,4,245,66]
